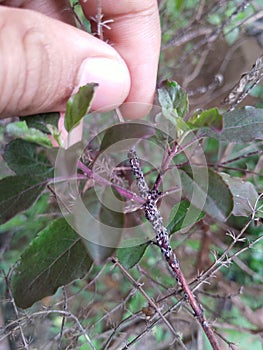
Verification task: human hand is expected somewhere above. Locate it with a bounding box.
[0,0,160,119]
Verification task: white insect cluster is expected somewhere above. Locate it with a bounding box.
[128,148,179,270]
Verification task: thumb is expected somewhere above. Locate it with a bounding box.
[0,7,131,118]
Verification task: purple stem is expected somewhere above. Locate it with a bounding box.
[77,160,145,204]
[154,141,179,190]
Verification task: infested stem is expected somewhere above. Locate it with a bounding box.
[128,148,220,350]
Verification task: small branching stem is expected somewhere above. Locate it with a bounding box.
[4,274,29,350]
[3,310,96,350]
[195,218,253,285]
[111,257,188,349]
[154,141,179,190]
[128,148,220,350]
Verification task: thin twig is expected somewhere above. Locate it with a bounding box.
[191,235,263,298]
[174,0,251,67]
[126,223,263,349]
[120,297,184,349]
[58,287,67,350]
[111,257,188,349]
[153,141,179,191]
[220,149,263,165]
[90,0,113,41]
[96,0,103,40]
[195,219,253,286]
[4,273,29,350]
[101,288,138,350]
[3,309,96,350]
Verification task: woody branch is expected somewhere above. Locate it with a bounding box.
[128,148,221,350]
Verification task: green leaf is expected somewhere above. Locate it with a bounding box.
[100,122,156,152]
[204,107,263,143]
[179,167,234,221]
[175,0,184,10]
[187,108,223,131]
[64,83,98,132]
[0,213,27,234]
[0,193,49,235]
[117,242,149,269]
[20,112,60,134]
[220,173,258,216]
[11,218,93,308]
[167,199,205,234]
[6,121,53,148]
[4,139,53,177]
[208,13,221,25]
[74,187,124,263]
[249,85,263,98]
[157,80,189,119]
[0,176,47,224]
[224,26,239,45]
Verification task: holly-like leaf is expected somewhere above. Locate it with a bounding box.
[64,83,98,132]
[20,112,60,134]
[117,242,149,269]
[167,199,205,234]
[220,173,259,216]
[4,139,53,177]
[204,107,263,143]
[187,108,223,131]
[179,167,233,221]
[0,176,47,224]
[74,187,124,263]
[6,121,53,148]
[158,80,189,119]
[11,218,93,308]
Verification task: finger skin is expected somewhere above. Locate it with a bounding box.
[80,0,161,119]
[0,1,161,119]
[0,0,75,23]
[0,6,130,118]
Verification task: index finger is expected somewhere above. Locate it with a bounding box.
[80,0,161,119]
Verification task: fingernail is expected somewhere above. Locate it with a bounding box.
[76,57,130,110]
